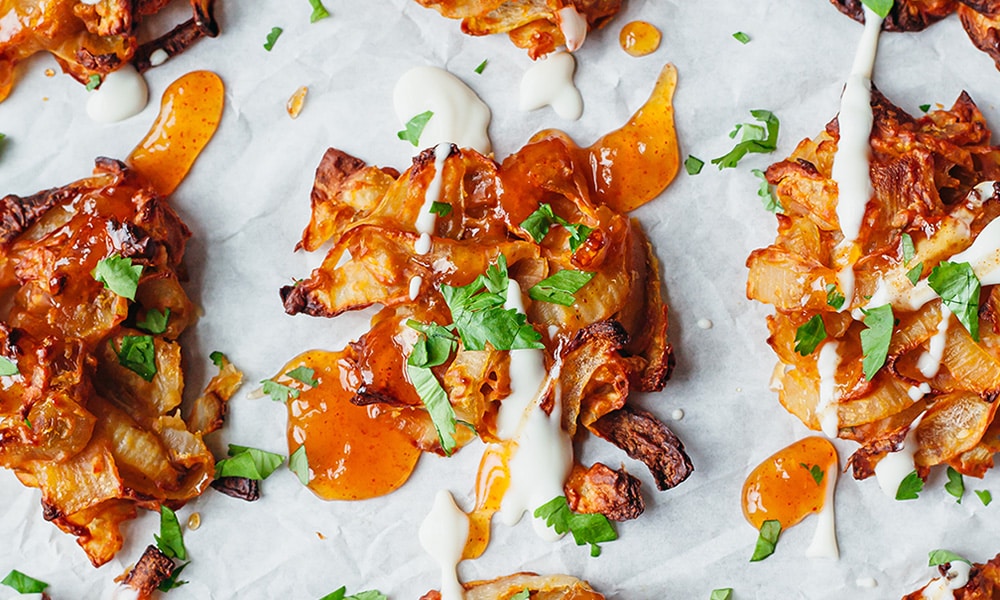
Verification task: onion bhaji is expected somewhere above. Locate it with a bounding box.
[0,157,238,566]
[281,129,691,521]
[747,88,1000,485]
[412,0,623,58]
[0,0,219,102]
[421,572,605,599]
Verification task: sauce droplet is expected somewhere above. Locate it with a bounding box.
[619,21,662,57]
[284,349,421,500]
[742,436,837,530]
[287,86,308,119]
[126,70,225,196]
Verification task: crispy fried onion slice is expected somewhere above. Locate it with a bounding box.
[282,138,685,515]
[420,572,605,600]
[748,88,1000,482]
[0,0,219,102]
[903,553,1000,599]
[0,159,239,566]
[412,0,622,58]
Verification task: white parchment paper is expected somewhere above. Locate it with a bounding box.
[3,0,1000,598]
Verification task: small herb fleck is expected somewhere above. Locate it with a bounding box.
[474,59,488,74]
[733,32,751,44]
[684,155,704,175]
[263,27,283,51]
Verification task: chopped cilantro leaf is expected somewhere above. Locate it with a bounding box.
[289,444,310,485]
[215,445,285,480]
[860,304,893,380]
[261,379,300,403]
[928,549,970,566]
[896,470,923,500]
[406,364,458,454]
[319,588,388,600]
[945,466,964,503]
[794,315,826,356]
[286,366,318,387]
[406,320,457,369]
[906,262,924,286]
[263,27,283,51]
[684,155,704,175]
[750,519,781,561]
[85,74,101,91]
[137,308,170,334]
[901,233,916,265]
[474,59,488,74]
[862,0,894,18]
[511,590,530,600]
[397,110,434,146]
[1,570,48,594]
[528,270,595,306]
[158,562,189,592]
[308,0,330,22]
[0,356,18,377]
[710,590,734,600]
[919,103,931,113]
[534,496,617,557]
[92,254,143,300]
[210,351,227,368]
[800,462,824,485]
[825,283,845,310]
[154,505,187,560]
[116,335,157,381]
[928,261,981,341]
[752,169,783,213]
[732,31,751,44]
[712,110,779,169]
[976,489,993,506]
[430,201,452,217]
[519,203,592,251]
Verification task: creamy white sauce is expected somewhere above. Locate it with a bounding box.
[419,490,469,600]
[697,318,714,330]
[874,413,924,497]
[86,64,148,123]
[816,341,841,438]
[917,307,951,378]
[907,382,932,401]
[394,66,492,154]
[109,586,141,600]
[409,275,423,300]
[557,6,588,52]
[671,408,685,421]
[519,51,583,121]
[921,561,972,600]
[149,48,169,67]
[804,462,839,559]
[409,143,451,297]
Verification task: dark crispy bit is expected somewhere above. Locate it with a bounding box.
[591,405,693,491]
[123,545,175,599]
[903,553,1000,599]
[564,463,644,521]
[960,0,1000,15]
[829,0,957,31]
[134,0,220,74]
[959,4,1000,69]
[0,187,82,246]
[848,426,909,479]
[210,476,261,502]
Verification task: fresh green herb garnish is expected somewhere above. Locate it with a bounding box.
[289,444,309,485]
[906,262,924,286]
[896,470,923,500]
[92,254,142,300]
[319,588,388,600]
[519,203,593,251]
[510,590,530,600]
[860,304,893,380]
[977,489,993,506]
[407,320,457,369]
[928,549,970,567]
[158,562,189,592]
[800,462,824,485]
[750,519,781,562]
[116,335,157,381]
[534,496,617,557]
[397,110,434,146]
[825,283,845,310]
[945,466,964,503]
[308,0,330,22]
[752,168,783,213]
[210,351,227,368]
[732,31,751,44]
[86,74,102,91]
[712,110,780,169]
[919,104,931,113]
[1,570,48,594]
[710,589,734,600]
[528,270,595,306]
[685,155,704,175]
[901,233,916,265]
[406,365,457,454]
[263,27,283,51]
[215,445,285,480]
[286,366,318,387]
[794,315,826,356]
[928,261,981,341]
[137,308,170,334]
[0,356,18,377]
[261,379,300,402]
[861,0,894,18]
[474,59,488,74]
[430,201,452,217]
[155,506,187,560]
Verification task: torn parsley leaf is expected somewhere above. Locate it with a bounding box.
[308,0,330,22]
[261,379,300,402]
[901,233,915,265]
[534,496,617,557]
[286,366,318,387]
[263,27,283,51]
[86,73,101,91]
[928,260,981,341]
[825,283,845,310]
[861,0,894,18]
[510,590,530,600]
[289,444,310,485]
[860,304,893,380]
[397,110,434,146]
[710,589,734,600]
[976,489,993,506]
[92,254,143,300]
[406,364,458,454]
[945,466,964,503]
[116,335,157,381]
[919,103,931,113]
[430,201,452,217]
[896,470,923,500]
[732,31,750,44]
[906,262,924,286]
[216,445,285,480]
[519,203,592,251]
[0,356,18,377]
[794,315,826,356]
[155,506,187,560]
[684,155,704,175]
[528,270,595,306]
[712,110,779,169]
[752,169,783,213]
[474,59,488,74]
[750,519,781,561]
[800,462,824,485]
[137,308,170,335]
[158,562,188,592]
[928,549,970,567]
[1,570,48,594]
[210,351,227,368]
[319,588,388,600]
[406,320,457,369]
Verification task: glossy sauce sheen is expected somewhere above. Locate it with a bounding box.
[127,71,225,196]
[619,21,661,57]
[284,350,421,500]
[742,436,837,529]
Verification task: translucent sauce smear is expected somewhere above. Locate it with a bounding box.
[284,350,421,501]
[127,70,225,196]
[742,436,837,530]
[619,21,661,57]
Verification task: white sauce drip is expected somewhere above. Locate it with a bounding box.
[907,382,932,401]
[874,413,924,497]
[409,275,423,300]
[557,6,588,52]
[409,143,452,298]
[917,307,951,378]
[393,66,492,154]
[697,318,714,330]
[671,408,685,421]
[921,561,972,600]
[816,341,841,438]
[86,63,148,123]
[149,49,169,67]
[804,462,839,559]
[109,586,141,600]
[519,51,583,121]
[419,490,469,600]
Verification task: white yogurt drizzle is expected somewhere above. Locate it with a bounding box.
[917,307,951,378]
[874,412,924,497]
[393,66,492,155]
[86,63,148,123]
[149,48,170,68]
[804,462,839,559]
[921,561,972,600]
[519,51,584,121]
[419,490,469,600]
[816,341,841,438]
[556,6,588,52]
[409,142,452,298]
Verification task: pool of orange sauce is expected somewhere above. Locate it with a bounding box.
[742,436,838,530]
[127,70,225,196]
[463,443,512,559]
[284,349,421,501]
[619,21,661,57]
